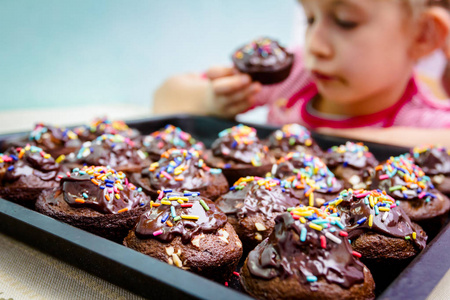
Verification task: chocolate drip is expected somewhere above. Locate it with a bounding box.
[329,190,426,250]
[411,147,450,176]
[247,213,365,290]
[325,142,379,170]
[0,146,60,186]
[273,152,343,194]
[210,125,273,166]
[60,167,148,214]
[143,149,221,191]
[142,125,204,159]
[366,155,434,202]
[216,179,300,219]
[267,124,321,155]
[29,124,81,153]
[75,118,141,142]
[135,192,227,243]
[75,134,146,168]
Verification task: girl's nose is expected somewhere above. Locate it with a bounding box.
[305,20,333,59]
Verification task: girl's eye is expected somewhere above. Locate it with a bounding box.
[306,16,315,26]
[335,18,358,29]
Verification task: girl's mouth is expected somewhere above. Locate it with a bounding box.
[311,71,336,81]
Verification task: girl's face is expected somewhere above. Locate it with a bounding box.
[301,0,417,105]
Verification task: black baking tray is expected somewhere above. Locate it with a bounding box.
[0,114,448,300]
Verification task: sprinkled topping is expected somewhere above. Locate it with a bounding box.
[323,189,426,249]
[74,133,146,169]
[272,152,343,205]
[30,123,79,142]
[410,144,450,176]
[273,123,312,145]
[135,190,227,243]
[142,125,204,158]
[369,155,435,201]
[61,165,148,214]
[246,211,365,290]
[0,144,61,186]
[325,141,378,170]
[211,124,272,167]
[233,37,289,68]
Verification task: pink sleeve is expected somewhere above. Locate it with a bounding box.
[394,86,450,128]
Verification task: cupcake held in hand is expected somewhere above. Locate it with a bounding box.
[232,37,294,85]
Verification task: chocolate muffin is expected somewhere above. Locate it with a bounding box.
[324,189,427,290]
[365,155,450,238]
[204,125,275,185]
[130,148,228,201]
[141,124,204,162]
[28,123,82,158]
[266,123,323,159]
[64,134,149,174]
[0,145,62,206]
[272,152,344,207]
[36,165,150,242]
[410,144,450,195]
[123,190,243,282]
[215,176,301,252]
[74,117,141,142]
[232,37,294,85]
[324,142,379,189]
[240,211,375,300]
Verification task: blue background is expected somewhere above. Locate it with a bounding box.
[0,0,297,111]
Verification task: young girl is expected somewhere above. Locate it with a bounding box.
[153,0,450,147]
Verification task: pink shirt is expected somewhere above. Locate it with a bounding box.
[254,49,450,129]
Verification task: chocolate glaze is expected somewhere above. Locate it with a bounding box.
[143,149,223,191]
[273,152,343,197]
[142,125,204,160]
[73,134,147,169]
[135,191,227,243]
[216,177,300,220]
[0,146,61,187]
[60,166,148,214]
[28,123,81,155]
[247,212,365,290]
[267,124,322,157]
[209,125,274,168]
[325,142,379,170]
[326,190,426,250]
[411,146,450,176]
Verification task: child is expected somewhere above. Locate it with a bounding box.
[154,0,450,147]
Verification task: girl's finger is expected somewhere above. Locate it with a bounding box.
[206,66,238,80]
[223,82,262,106]
[212,74,252,95]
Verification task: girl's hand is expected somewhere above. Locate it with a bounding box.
[204,66,262,119]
